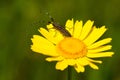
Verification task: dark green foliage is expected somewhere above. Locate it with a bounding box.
[0,0,120,80]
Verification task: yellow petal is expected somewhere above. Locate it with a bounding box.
[45,56,64,62]
[53,31,64,43]
[89,62,99,70]
[87,52,114,58]
[47,24,56,37]
[48,29,64,44]
[47,24,64,43]
[79,20,94,40]
[74,63,85,73]
[88,38,112,49]
[65,59,76,66]
[38,28,56,43]
[65,19,74,35]
[73,20,83,38]
[47,23,54,29]
[76,57,89,66]
[88,45,112,53]
[55,60,68,71]
[86,58,102,64]
[31,35,59,56]
[39,27,64,44]
[83,26,107,46]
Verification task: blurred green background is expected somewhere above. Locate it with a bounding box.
[0,0,120,80]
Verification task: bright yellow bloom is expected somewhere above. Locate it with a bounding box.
[31,19,114,73]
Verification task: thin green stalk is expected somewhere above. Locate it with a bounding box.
[68,66,72,80]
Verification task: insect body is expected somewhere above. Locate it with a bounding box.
[49,18,72,37]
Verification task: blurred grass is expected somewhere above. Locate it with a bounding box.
[0,0,120,80]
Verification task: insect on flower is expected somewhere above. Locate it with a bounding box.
[48,18,72,37]
[31,18,114,73]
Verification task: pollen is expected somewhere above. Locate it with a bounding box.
[56,37,87,59]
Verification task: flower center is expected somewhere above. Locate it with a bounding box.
[56,37,87,59]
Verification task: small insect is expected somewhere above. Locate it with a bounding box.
[48,18,72,37]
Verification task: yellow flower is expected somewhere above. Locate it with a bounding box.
[31,19,114,73]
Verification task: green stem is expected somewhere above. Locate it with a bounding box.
[68,66,72,80]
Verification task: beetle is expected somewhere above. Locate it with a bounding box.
[48,18,72,37]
